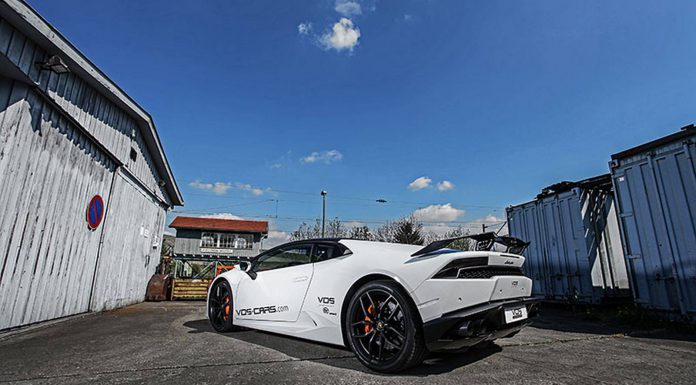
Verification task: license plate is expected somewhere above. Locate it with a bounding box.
[504,305,528,324]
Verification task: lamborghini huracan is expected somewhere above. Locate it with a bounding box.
[207,233,538,372]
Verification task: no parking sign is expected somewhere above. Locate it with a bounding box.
[86,195,104,230]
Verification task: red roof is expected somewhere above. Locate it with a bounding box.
[169,216,268,233]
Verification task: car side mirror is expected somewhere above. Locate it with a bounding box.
[245,268,257,280]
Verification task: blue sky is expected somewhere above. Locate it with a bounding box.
[28,0,696,245]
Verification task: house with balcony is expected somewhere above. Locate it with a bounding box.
[167,216,269,299]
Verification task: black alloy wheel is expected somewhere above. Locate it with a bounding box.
[345,280,426,373]
[208,280,235,332]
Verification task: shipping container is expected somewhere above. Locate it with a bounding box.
[507,175,631,304]
[610,125,696,318]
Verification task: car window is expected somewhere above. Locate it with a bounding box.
[254,244,313,272]
[312,244,336,263]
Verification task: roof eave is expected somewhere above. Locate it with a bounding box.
[2,0,183,206]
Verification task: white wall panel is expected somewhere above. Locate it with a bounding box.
[0,78,115,329]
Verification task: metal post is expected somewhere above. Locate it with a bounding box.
[321,190,327,238]
[482,223,487,233]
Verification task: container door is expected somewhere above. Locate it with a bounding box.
[612,150,693,314]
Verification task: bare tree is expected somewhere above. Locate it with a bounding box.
[161,233,175,256]
[326,218,347,238]
[374,220,397,243]
[290,220,322,240]
[349,225,372,240]
[291,218,346,240]
[441,226,473,251]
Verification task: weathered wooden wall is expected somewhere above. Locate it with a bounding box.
[0,16,170,206]
[0,7,174,329]
[90,171,165,312]
[0,77,115,329]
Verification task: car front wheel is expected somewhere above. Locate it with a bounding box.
[345,280,426,373]
[208,280,236,332]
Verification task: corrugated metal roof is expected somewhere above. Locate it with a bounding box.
[611,124,695,160]
[170,216,269,233]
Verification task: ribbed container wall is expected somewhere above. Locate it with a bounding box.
[610,128,696,317]
[507,185,631,304]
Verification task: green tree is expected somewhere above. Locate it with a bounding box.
[393,216,425,245]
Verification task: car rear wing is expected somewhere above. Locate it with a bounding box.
[411,232,530,257]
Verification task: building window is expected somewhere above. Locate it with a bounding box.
[219,233,235,249]
[200,232,253,249]
[201,233,216,248]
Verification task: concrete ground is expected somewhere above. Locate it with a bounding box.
[1,302,695,384]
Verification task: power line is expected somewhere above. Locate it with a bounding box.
[183,181,506,210]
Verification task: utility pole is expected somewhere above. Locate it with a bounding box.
[321,190,327,238]
[482,223,488,233]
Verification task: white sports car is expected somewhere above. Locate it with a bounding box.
[207,233,538,373]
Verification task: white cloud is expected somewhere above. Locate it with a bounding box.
[297,22,312,35]
[189,180,271,196]
[436,180,455,191]
[482,214,502,223]
[408,176,432,191]
[420,213,506,238]
[269,150,293,170]
[335,0,362,16]
[422,223,462,237]
[264,230,291,249]
[233,182,271,196]
[301,149,344,164]
[201,213,244,220]
[345,221,365,228]
[413,203,465,222]
[403,14,413,21]
[189,180,232,196]
[320,18,361,51]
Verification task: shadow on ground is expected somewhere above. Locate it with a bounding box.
[530,304,696,343]
[183,319,501,376]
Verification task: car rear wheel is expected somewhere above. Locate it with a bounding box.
[345,280,426,373]
[208,280,236,332]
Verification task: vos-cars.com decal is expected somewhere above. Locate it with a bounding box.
[236,305,289,316]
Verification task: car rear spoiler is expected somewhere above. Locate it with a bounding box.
[411,232,530,257]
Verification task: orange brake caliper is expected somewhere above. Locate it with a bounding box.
[364,303,377,333]
[223,296,230,321]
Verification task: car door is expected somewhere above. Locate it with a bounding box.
[235,243,314,322]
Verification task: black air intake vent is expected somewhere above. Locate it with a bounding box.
[457,267,523,279]
[433,257,488,279]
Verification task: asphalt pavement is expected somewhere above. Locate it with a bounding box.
[1,301,695,384]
